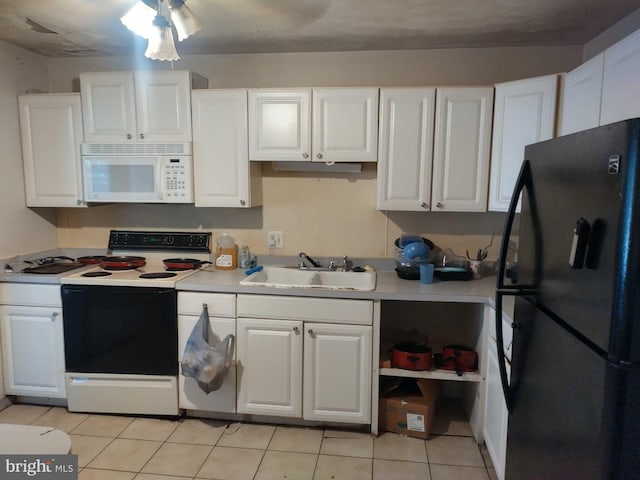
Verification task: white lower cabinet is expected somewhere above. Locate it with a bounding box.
[236,295,373,424]
[484,307,513,480]
[303,323,371,423]
[237,318,303,417]
[177,292,237,413]
[0,284,66,398]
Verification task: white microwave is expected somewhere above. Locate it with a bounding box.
[82,150,194,204]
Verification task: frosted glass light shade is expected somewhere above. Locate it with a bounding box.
[170,2,202,41]
[145,23,180,61]
[121,1,157,39]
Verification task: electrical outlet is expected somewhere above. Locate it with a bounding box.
[267,231,284,249]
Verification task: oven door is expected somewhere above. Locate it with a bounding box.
[61,285,177,375]
[82,155,164,203]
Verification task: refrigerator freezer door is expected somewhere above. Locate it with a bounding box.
[506,298,612,479]
[518,119,640,361]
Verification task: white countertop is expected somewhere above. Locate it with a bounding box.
[0,251,513,316]
[177,266,499,303]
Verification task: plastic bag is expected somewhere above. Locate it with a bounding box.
[181,304,234,394]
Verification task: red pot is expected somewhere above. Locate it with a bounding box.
[441,344,478,375]
[392,342,433,371]
[99,256,146,270]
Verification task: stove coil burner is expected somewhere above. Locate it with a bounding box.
[82,271,113,277]
[165,267,195,272]
[139,272,178,279]
[102,266,140,271]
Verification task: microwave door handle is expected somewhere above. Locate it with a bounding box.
[156,158,165,201]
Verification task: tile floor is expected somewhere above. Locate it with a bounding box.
[0,403,497,480]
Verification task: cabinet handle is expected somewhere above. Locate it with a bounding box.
[77,199,83,205]
[293,326,299,334]
[51,312,58,322]
[302,152,309,159]
[316,153,323,160]
[308,328,315,337]
[436,202,444,209]
[126,134,132,140]
[420,202,429,209]
[139,133,145,140]
[240,200,246,206]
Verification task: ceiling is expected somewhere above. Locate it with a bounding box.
[0,0,639,57]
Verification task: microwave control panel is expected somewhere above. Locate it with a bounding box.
[164,157,194,202]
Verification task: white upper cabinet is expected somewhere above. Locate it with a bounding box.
[376,88,436,211]
[19,94,85,207]
[312,88,379,162]
[192,90,262,207]
[81,71,192,143]
[432,87,494,212]
[248,89,311,161]
[489,75,558,212]
[600,29,640,126]
[248,88,379,162]
[558,54,604,136]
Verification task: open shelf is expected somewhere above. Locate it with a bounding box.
[379,367,482,383]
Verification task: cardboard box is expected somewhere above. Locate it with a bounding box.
[379,378,439,440]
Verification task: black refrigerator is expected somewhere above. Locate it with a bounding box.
[495,118,640,480]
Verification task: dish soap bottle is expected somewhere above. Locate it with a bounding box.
[239,245,251,269]
[215,234,238,270]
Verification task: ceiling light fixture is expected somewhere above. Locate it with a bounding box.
[120,0,201,61]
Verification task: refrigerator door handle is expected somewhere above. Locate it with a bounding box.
[496,290,515,412]
[496,159,538,293]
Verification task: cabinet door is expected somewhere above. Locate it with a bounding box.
[80,72,137,143]
[312,88,379,162]
[432,87,494,212]
[178,314,236,413]
[248,90,311,161]
[19,94,85,207]
[600,29,640,126]
[192,89,262,207]
[483,338,510,480]
[303,323,371,423]
[237,318,302,417]
[134,71,192,143]
[0,305,66,398]
[489,75,557,212]
[558,54,604,135]
[376,88,435,211]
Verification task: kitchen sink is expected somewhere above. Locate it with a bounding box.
[239,266,376,291]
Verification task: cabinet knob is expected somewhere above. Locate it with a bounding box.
[139,133,145,140]
[316,153,323,160]
[293,326,299,334]
[51,312,58,322]
[240,200,246,206]
[436,202,444,209]
[308,328,315,336]
[126,134,132,140]
[420,202,429,209]
[302,152,309,159]
[77,199,83,205]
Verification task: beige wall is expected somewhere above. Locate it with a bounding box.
[51,45,582,260]
[0,41,58,259]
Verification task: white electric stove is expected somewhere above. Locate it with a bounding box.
[60,230,212,416]
[61,230,213,288]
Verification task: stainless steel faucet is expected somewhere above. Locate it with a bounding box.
[299,253,350,271]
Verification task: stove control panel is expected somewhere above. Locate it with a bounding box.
[108,230,211,252]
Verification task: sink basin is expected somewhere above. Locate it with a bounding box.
[239,266,376,291]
